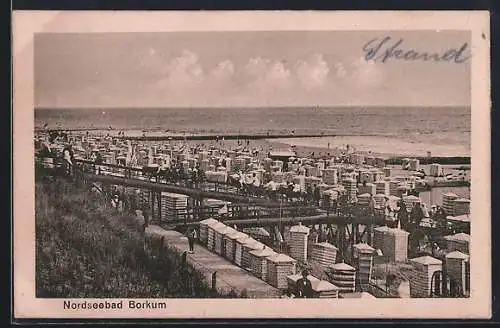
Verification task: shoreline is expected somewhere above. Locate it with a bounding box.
[266,140,470,165]
[38,128,471,164]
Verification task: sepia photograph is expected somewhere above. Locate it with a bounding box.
[13,11,491,319]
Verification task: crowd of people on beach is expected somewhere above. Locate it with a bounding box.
[35,129,463,240]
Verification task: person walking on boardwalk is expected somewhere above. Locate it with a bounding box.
[187,228,197,253]
[296,269,313,298]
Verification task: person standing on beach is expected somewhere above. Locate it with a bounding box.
[296,269,313,298]
[187,228,197,253]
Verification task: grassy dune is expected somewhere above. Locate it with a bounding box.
[35,178,225,298]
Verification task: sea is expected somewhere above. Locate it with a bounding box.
[35,106,471,157]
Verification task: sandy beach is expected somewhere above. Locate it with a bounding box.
[47,126,469,160]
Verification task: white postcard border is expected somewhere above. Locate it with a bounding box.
[13,10,491,319]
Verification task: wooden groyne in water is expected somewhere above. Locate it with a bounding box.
[114,133,339,141]
[386,156,470,166]
[38,129,339,141]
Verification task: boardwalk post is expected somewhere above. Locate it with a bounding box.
[158,191,162,223]
[337,225,344,263]
[191,197,196,222]
[357,224,366,243]
[211,271,217,292]
[181,250,187,268]
[328,223,334,244]
[346,225,354,264]
[188,197,194,222]
[150,188,155,222]
[367,217,374,245]
[198,197,204,220]
[141,208,150,234]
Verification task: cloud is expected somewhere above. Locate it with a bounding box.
[295,53,330,90]
[334,62,347,79]
[148,50,385,106]
[151,52,236,106]
[152,51,237,93]
[210,60,235,84]
[138,47,165,73]
[350,57,384,88]
[245,57,293,91]
[267,61,293,87]
[164,50,205,87]
[245,56,271,77]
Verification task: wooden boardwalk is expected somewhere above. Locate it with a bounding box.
[145,225,282,299]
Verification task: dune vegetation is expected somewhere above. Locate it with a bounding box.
[35,177,234,298]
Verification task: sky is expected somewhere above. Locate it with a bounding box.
[34,30,471,108]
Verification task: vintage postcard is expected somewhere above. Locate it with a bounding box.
[13,11,491,319]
